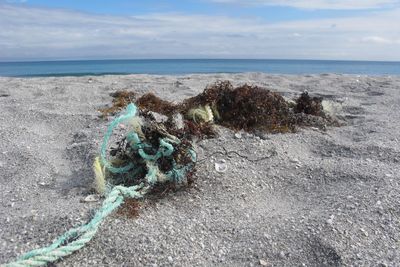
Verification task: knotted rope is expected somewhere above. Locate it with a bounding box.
[4,103,196,267]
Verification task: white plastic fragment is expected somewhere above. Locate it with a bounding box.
[172,113,185,130]
[215,159,228,173]
[83,194,100,202]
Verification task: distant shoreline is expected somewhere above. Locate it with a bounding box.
[3,73,400,79]
[1,59,400,77]
[2,58,400,64]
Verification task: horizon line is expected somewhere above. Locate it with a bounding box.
[1,58,400,64]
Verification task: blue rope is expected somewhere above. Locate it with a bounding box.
[4,103,196,267]
[101,103,137,174]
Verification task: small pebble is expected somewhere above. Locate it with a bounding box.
[360,228,369,237]
[327,215,334,225]
[83,194,100,202]
[290,158,300,164]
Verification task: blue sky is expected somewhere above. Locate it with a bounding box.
[6,0,384,21]
[1,0,400,61]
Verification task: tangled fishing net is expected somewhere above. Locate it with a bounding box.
[96,103,197,197]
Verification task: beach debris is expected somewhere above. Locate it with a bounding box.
[6,103,199,267]
[172,113,185,130]
[136,92,177,115]
[179,81,294,133]
[99,90,136,117]
[294,91,324,116]
[93,157,106,195]
[7,81,343,267]
[322,100,343,117]
[149,111,169,123]
[214,159,228,173]
[97,103,197,199]
[174,80,183,87]
[37,181,50,187]
[117,198,140,218]
[186,104,214,123]
[82,194,100,203]
[234,132,242,139]
[101,81,338,134]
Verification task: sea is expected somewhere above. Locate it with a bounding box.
[0,59,399,77]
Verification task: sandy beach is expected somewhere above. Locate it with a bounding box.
[1,73,399,266]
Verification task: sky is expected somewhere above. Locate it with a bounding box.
[0,0,400,61]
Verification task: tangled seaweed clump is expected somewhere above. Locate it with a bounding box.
[101,81,337,136]
[294,91,324,116]
[99,90,136,117]
[95,106,203,217]
[136,93,177,116]
[97,82,340,216]
[181,82,294,133]
[105,115,197,189]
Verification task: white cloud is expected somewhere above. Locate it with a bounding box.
[362,36,400,44]
[0,4,400,61]
[211,0,400,10]
[5,0,27,3]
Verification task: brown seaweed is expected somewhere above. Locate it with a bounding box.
[99,90,136,117]
[136,93,177,116]
[102,81,337,135]
[103,82,340,217]
[117,199,140,218]
[294,92,324,116]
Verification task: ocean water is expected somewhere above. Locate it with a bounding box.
[0,59,399,77]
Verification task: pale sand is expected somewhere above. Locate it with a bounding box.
[0,73,399,266]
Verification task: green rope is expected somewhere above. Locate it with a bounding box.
[4,184,145,267]
[4,103,196,267]
[101,103,137,174]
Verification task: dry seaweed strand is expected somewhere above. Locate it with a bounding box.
[179,81,295,133]
[294,91,324,116]
[214,84,294,133]
[136,93,177,116]
[101,81,338,135]
[99,90,136,117]
[117,198,141,218]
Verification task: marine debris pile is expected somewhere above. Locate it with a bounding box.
[5,81,340,266]
[96,104,198,199]
[99,90,136,117]
[98,81,338,198]
[100,80,337,136]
